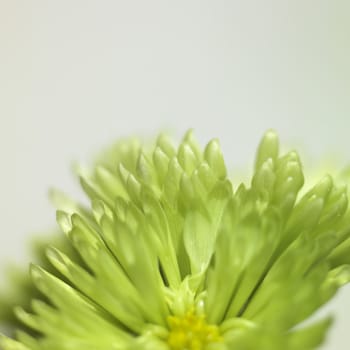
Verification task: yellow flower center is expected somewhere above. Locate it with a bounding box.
[167,310,222,350]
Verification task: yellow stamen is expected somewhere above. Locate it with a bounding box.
[167,310,222,350]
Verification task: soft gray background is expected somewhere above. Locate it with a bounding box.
[1,1,350,349]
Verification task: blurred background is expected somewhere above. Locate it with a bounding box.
[0,1,349,348]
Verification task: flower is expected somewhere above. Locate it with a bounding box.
[1,130,350,350]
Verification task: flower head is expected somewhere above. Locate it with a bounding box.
[1,130,350,350]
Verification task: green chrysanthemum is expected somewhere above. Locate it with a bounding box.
[1,130,350,350]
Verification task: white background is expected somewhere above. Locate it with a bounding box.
[1,1,350,349]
